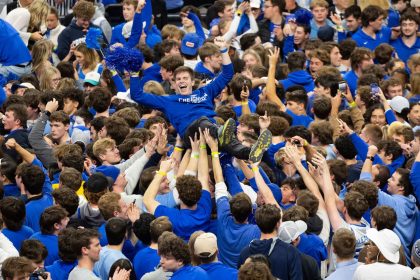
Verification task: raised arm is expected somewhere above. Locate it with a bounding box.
[360,145,378,181]
[251,162,280,208]
[265,47,285,111]
[143,158,175,214]
[285,145,326,210]
[197,129,210,192]
[312,152,343,231]
[185,134,199,176]
[5,138,35,164]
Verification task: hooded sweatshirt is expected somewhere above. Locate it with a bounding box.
[75,203,105,229]
[378,190,417,265]
[279,70,315,93]
[238,238,303,280]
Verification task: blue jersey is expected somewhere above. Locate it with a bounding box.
[352,26,392,51]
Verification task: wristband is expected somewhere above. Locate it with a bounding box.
[174,147,184,152]
[45,111,51,117]
[336,25,344,32]
[303,140,308,147]
[110,69,118,76]
[349,101,357,108]
[366,156,375,161]
[211,151,219,158]
[236,10,242,16]
[220,48,228,54]
[191,152,199,159]
[130,72,139,77]
[241,101,248,105]
[252,166,259,172]
[200,144,207,150]
[156,170,167,177]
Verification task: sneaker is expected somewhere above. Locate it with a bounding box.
[218,118,236,147]
[249,130,272,163]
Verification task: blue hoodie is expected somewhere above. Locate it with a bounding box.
[409,162,420,245]
[378,190,417,265]
[131,63,234,137]
[279,70,315,93]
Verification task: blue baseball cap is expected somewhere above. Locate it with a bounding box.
[95,165,120,183]
[181,33,200,56]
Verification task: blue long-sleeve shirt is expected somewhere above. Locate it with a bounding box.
[188,12,206,44]
[24,158,53,232]
[131,63,234,137]
[349,133,404,175]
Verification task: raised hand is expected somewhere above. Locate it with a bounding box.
[127,203,140,223]
[268,47,280,66]
[159,158,176,173]
[337,118,353,135]
[203,128,218,151]
[311,152,328,174]
[259,111,271,131]
[5,138,17,150]
[45,98,59,113]
[189,133,200,153]
[284,145,302,166]
[214,36,227,50]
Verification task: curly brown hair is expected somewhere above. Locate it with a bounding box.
[158,232,191,265]
[73,0,95,19]
[176,175,202,207]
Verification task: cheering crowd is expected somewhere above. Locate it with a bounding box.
[0,0,420,279]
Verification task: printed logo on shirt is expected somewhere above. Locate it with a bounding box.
[363,41,368,45]
[178,93,208,104]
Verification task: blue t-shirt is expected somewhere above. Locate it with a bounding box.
[97,223,136,261]
[216,196,261,268]
[199,262,238,280]
[154,190,212,241]
[45,260,77,280]
[133,247,160,279]
[351,27,392,51]
[233,100,257,118]
[93,246,127,280]
[286,108,313,128]
[171,265,209,280]
[343,70,359,97]
[296,233,328,267]
[391,37,420,64]
[0,19,32,66]
[3,183,20,197]
[2,226,34,250]
[30,233,59,266]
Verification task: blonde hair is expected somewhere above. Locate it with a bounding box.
[28,0,50,32]
[243,49,262,67]
[75,43,100,72]
[57,78,77,90]
[93,138,116,159]
[32,39,54,73]
[39,66,60,90]
[310,0,329,9]
[143,81,165,96]
[409,73,420,97]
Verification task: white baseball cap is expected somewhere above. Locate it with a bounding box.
[250,0,261,8]
[84,71,100,86]
[389,96,410,114]
[278,220,307,244]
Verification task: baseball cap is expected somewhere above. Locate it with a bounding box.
[411,0,420,7]
[317,25,335,42]
[412,239,420,265]
[11,82,35,94]
[250,0,261,8]
[389,96,410,114]
[84,71,100,86]
[85,172,113,193]
[181,33,200,56]
[95,165,120,182]
[367,228,401,264]
[194,232,218,258]
[278,220,307,244]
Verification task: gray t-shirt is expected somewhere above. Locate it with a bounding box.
[69,266,100,280]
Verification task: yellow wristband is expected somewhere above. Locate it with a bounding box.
[200,144,207,150]
[211,151,219,158]
[191,153,199,159]
[241,101,248,105]
[110,69,118,76]
[252,166,259,172]
[349,101,357,108]
[236,10,242,16]
[174,147,184,152]
[303,140,308,147]
[156,170,167,177]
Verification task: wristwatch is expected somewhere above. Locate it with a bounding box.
[366,156,374,161]
[45,110,51,117]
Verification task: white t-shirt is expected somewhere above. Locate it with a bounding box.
[353,262,414,280]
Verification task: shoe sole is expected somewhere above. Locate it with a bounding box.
[249,130,272,163]
[219,118,236,146]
